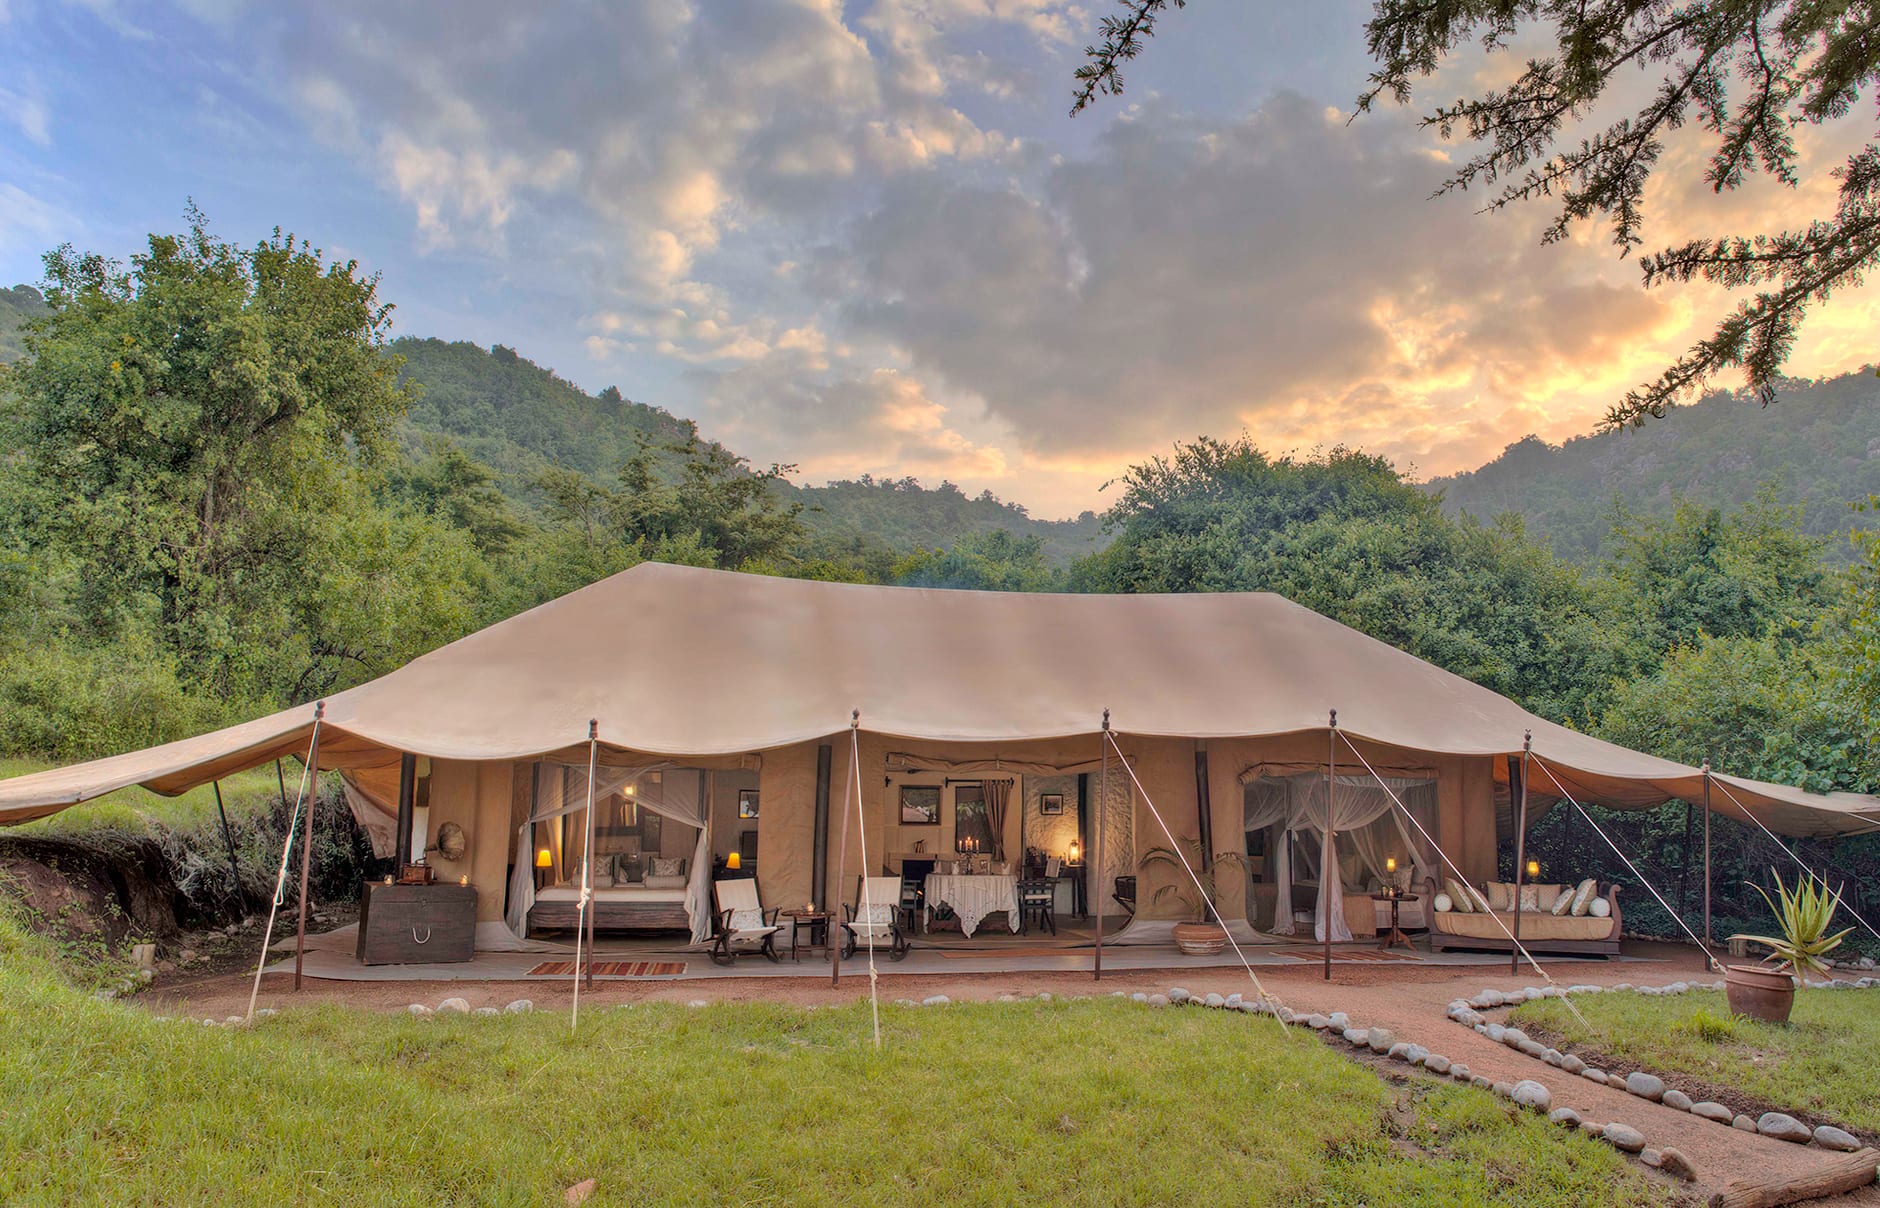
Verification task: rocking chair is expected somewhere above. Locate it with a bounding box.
[710,878,781,966]
[841,875,911,961]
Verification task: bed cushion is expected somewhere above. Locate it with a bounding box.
[1465,884,1495,914]
[642,873,687,890]
[1432,910,1614,941]
[649,857,685,878]
[1569,877,1599,916]
[1550,886,1575,916]
[1589,896,1610,918]
[1444,877,1474,912]
[1521,883,1561,912]
[1433,892,1453,913]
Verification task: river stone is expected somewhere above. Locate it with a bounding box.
[1424,1055,1451,1075]
[1367,1028,1395,1054]
[1757,1113,1812,1143]
[1542,1048,1564,1066]
[1658,1148,1699,1181]
[1168,988,1190,1004]
[1501,1027,1529,1047]
[1470,1075,1491,1090]
[1490,1081,1513,1099]
[1224,993,1242,1008]
[504,999,533,1014]
[1548,1107,1581,1128]
[1602,1123,1647,1154]
[1328,1012,1349,1029]
[1640,1148,1663,1169]
[1204,993,1225,1009]
[1343,1028,1367,1045]
[1624,1072,1665,1101]
[473,1007,500,1017]
[1732,1115,1758,1132]
[1561,1054,1586,1075]
[1661,1089,1692,1112]
[1387,1042,1411,1060]
[1131,992,1148,1003]
[1582,1069,1608,1085]
[1485,1023,1507,1043]
[1510,1081,1552,1111]
[1405,1044,1430,1066]
[407,1004,432,1017]
[1690,1101,1733,1124]
[1306,1013,1330,1030]
[1580,1119,1604,1136]
[1814,1125,1861,1152]
[1147,994,1169,1008]
[1449,1063,1470,1081]
[1517,1039,1547,1058]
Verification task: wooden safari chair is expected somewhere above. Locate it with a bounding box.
[710,877,780,966]
[841,875,910,961]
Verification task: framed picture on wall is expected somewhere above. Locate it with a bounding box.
[900,784,941,824]
[738,789,760,819]
[1040,792,1064,816]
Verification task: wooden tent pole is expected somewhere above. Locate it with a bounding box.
[1702,762,1713,959]
[212,780,245,913]
[1095,709,1108,982]
[1324,711,1336,982]
[830,710,858,987]
[1510,731,1531,975]
[571,720,599,1030]
[293,701,326,992]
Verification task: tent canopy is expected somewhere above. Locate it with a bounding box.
[1,562,1875,836]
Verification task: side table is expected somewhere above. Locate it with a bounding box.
[1371,892,1418,952]
[782,909,830,962]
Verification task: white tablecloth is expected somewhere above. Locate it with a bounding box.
[924,874,1020,937]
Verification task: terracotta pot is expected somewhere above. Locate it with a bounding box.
[1724,963,1796,1024]
[1172,921,1228,956]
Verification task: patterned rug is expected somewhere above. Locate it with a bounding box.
[525,960,687,977]
[1274,946,1422,963]
[934,946,1087,959]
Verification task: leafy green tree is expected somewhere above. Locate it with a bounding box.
[895,529,1059,591]
[2,212,480,709]
[383,437,524,556]
[1076,1,1880,425]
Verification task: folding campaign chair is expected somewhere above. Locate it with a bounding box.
[710,878,781,966]
[841,875,910,961]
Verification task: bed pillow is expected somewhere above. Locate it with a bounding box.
[613,854,642,883]
[1589,895,1611,918]
[1519,883,1560,912]
[590,870,614,889]
[1443,877,1474,912]
[1433,892,1453,914]
[649,856,685,878]
[1550,887,1575,916]
[642,874,687,890]
[1466,884,1496,914]
[1569,877,1599,916]
[1487,881,1513,911]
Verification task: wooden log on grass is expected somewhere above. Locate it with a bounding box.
[1708,1148,1879,1208]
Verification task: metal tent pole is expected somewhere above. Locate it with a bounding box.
[1511,731,1531,975]
[1324,710,1336,982]
[1095,709,1108,982]
[292,701,326,992]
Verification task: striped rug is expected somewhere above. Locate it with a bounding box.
[1274,947,1421,963]
[525,960,687,978]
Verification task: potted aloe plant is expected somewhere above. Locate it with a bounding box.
[1140,837,1249,956]
[1726,871,1852,1024]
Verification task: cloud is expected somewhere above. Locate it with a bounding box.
[0,81,49,145]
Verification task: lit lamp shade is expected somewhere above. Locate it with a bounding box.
[726,851,741,870]
[535,848,552,869]
[1526,859,1540,879]
[1385,856,1397,875]
[1068,840,1081,863]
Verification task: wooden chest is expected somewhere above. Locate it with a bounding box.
[356,881,477,965]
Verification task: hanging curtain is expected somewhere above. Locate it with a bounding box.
[980,778,1012,862]
[632,770,714,944]
[1242,772,1437,941]
[504,762,666,939]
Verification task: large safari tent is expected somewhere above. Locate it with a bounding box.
[0,562,1874,962]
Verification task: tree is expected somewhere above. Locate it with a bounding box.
[895,529,1059,592]
[1075,1,1880,426]
[2,211,480,708]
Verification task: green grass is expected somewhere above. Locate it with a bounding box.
[1,758,288,834]
[0,914,1662,1207]
[1513,989,1880,1134]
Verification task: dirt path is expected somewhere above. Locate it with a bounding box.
[146,944,1880,1205]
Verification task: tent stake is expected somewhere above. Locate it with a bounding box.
[1095,709,1108,982]
[830,710,858,988]
[1511,732,1530,975]
[1324,711,1336,982]
[212,779,245,913]
[293,701,326,992]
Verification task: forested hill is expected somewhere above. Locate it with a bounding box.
[390,336,1103,563]
[0,285,47,362]
[1430,370,1880,561]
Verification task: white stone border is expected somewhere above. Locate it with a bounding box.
[1446,979,1875,1153]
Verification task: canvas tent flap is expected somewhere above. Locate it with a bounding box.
[1,562,1877,835]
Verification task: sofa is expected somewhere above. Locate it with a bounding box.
[1429,880,1623,956]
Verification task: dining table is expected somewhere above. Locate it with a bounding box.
[923,873,1020,937]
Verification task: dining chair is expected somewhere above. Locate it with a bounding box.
[1017,878,1056,935]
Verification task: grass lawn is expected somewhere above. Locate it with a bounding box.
[1513,988,1880,1135]
[0,758,292,834]
[0,921,1665,1206]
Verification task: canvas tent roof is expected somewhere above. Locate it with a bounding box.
[1,562,1875,836]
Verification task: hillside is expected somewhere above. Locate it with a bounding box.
[0,285,47,362]
[390,336,1103,563]
[1430,370,1880,561]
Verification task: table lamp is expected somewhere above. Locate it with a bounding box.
[534,847,552,889]
[727,851,741,870]
[1068,839,1081,864]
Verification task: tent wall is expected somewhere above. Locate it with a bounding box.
[759,741,822,911]
[424,758,520,924]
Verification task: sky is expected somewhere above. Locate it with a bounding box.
[2,0,1875,519]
